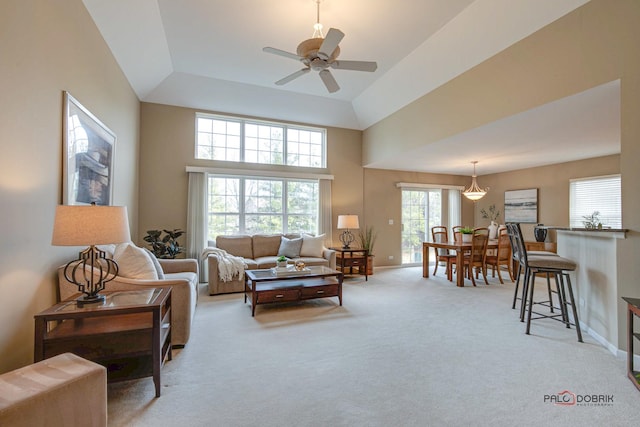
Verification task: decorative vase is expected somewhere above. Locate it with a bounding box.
[462,234,473,243]
[534,224,547,242]
[488,221,498,239]
[277,261,287,268]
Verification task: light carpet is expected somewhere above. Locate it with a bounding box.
[108,267,639,426]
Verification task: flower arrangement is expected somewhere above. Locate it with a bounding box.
[459,227,474,234]
[480,204,500,222]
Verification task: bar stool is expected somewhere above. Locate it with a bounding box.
[505,223,559,313]
[509,223,582,342]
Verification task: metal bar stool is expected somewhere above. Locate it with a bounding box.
[506,223,559,316]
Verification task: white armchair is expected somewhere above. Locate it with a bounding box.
[57,254,199,347]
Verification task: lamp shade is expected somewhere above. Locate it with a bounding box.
[52,205,131,246]
[337,215,359,230]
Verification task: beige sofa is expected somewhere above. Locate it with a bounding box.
[0,353,107,427]
[206,234,336,295]
[58,243,198,346]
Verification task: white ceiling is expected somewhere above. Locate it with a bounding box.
[82,0,619,175]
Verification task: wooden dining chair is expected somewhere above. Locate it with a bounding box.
[431,226,456,280]
[452,225,463,243]
[463,228,489,286]
[484,232,513,284]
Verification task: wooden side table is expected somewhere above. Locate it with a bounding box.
[34,287,172,397]
[331,247,368,281]
[622,296,640,391]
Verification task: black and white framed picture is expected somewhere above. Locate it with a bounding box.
[63,91,116,205]
[504,188,538,223]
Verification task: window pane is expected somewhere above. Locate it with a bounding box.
[196,113,325,167]
[570,175,621,228]
[206,175,320,237]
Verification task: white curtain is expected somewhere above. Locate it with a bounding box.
[448,189,461,239]
[319,179,332,246]
[187,172,208,282]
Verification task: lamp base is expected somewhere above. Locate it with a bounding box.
[76,293,106,306]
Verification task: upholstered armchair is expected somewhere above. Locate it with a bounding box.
[57,243,199,346]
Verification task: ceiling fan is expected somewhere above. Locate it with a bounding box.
[263,0,377,93]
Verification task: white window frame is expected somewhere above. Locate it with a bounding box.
[569,174,621,228]
[195,112,327,168]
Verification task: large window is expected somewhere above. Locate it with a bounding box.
[569,174,621,228]
[207,175,319,239]
[196,113,326,168]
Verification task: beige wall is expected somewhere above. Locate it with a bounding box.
[473,155,620,240]
[363,0,640,350]
[0,0,140,373]
[139,103,363,247]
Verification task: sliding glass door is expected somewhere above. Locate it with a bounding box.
[401,188,461,265]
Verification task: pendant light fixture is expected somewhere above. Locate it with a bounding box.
[462,161,488,201]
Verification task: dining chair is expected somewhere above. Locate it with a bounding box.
[452,225,463,243]
[463,228,489,286]
[431,226,456,280]
[484,232,513,284]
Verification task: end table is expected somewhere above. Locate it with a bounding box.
[34,287,172,397]
[331,247,368,281]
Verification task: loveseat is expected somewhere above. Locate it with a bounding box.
[57,242,198,346]
[205,234,336,295]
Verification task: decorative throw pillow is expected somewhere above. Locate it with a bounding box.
[278,236,303,258]
[113,243,159,280]
[300,234,326,258]
[143,247,165,279]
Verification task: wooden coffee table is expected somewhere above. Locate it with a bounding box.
[244,266,343,316]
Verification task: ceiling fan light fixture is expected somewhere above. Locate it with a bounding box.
[462,161,488,201]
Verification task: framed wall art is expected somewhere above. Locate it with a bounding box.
[504,188,538,223]
[63,91,116,205]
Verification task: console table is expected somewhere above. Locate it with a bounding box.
[34,288,172,397]
[622,296,640,391]
[331,247,368,281]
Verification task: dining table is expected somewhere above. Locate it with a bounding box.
[422,240,498,287]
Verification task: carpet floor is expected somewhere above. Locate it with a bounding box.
[108,266,639,426]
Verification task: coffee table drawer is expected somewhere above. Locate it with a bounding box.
[300,284,339,298]
[257,288,300,303]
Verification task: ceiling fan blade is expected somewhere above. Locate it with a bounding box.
[275,68,310,85]
[331,60,378,72]
[319,69,339,93]
[318,28,344,60]
[263,47,304,62]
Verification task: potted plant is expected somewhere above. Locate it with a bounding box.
[358,226,377,275]
[459,227,474,243]
[276,255,288,268]
[143,229,185,259]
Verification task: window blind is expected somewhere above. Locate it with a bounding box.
[569,175,621,228]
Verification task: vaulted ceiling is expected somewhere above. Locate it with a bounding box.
[82,0,619,175]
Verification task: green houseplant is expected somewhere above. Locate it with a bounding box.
[459,227,474,243]
[358,226,377,275]
[143,229,185,259]
[276,255,288,268]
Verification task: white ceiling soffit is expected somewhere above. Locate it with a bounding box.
[82,0,589,131]
[369,80,621,176]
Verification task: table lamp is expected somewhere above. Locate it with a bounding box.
[52,204,131,304]
[337,214,359,249]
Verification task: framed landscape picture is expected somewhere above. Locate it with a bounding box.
[504,188,538,223]
[63,91,116,205]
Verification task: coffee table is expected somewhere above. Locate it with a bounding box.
[244,266,343,316]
